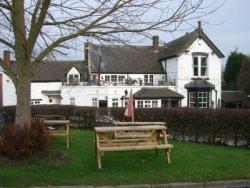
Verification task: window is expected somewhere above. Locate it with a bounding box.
[124,99,128,107]
[193,56,208,77]
[193,57,199,76]
[68,74,79,85]
[49,98,53,103]
[137,100,143,108]
[111,75,117,82]
[70,97,75,105]
[144,100,151,108]
[149,75,153,84]
[144,75,153,85]
[92,98,98,107]
[118,75,125,82]
[201,57,207,76]
[198,92,207,108]
[152,100,158,108]
[112,98,118,107]
[144,75,148,84]
[189,92,196,107]
[105,75,110,82]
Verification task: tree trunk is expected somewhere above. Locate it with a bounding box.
[15,73,31,128]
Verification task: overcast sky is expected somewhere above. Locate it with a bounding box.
[1,0,249,64]
[62,0,250,63]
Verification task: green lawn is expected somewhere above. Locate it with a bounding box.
[0,129,250,187]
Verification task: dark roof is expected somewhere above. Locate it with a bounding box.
[89,45,165,74]
[41,90,61,95]
[221,91,246,102]
[9,60,85,82]
[159,29,224,60]
[133,87,184,99]
[185,79,215,90]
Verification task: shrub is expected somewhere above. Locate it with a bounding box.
[0,105,249,147]
[0,120,51,159]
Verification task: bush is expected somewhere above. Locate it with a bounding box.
[0,105,249,147]
[0,120,51,159]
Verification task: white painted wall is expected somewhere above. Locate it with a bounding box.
[2,73,16,106]
[161,57,178,85]
[177,38,222,107]
[31,82,62,104]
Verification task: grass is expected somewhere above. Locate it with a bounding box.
[0,129,250,187]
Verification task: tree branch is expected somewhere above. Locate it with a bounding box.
[0,58,17,86]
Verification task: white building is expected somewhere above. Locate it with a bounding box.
[0,22,224,108]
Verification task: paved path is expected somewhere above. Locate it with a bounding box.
[35,179,250,188]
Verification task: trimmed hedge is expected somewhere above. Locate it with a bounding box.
[0,105,250,147]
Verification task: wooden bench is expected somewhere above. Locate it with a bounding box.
[43,119,70,148]
[94,125,173,169]
[113,122,166,139]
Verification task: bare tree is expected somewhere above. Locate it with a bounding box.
[0,0,224,127]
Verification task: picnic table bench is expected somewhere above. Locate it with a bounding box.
[94,124,173,169]
[43,119,70,148]
[113,122,166,139]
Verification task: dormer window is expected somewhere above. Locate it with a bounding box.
[68,74,79,85]
[193,54,208,77]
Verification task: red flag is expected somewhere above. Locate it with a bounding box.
[124,89,134,121]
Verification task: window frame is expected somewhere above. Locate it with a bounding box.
[112,98,119,107]
[92,97,98,107]
[152,100,158,108]
[111,75,117,82]
[192,54,208,77]
[137,100,143,108]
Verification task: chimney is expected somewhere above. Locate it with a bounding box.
[198,21,202,30]
[152,35,159,52]
[84,42,90,66]
[3,50,10,65]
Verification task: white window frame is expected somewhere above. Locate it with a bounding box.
[92,97,98,107]
[198,92,207,108]
[112,98,119,107]
[144,100,151,108]
[118,75,125,82]
[70,97,75,105]
[137,100,143,108]
[144,74,153,85]
[105,75,110,82]
[189,92,196,107]
[152,100,158,108]
[111,75,117,82]
[193,55,208,77]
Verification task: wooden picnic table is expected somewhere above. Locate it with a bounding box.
[44,119,70,148]
[94,124,173,169]
[112,121,166,139]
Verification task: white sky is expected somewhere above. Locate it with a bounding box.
[1,0,250,64]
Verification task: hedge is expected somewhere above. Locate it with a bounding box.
[0,105,249,147]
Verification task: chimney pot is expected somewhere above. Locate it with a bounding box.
[3,50,10,65]
[198,21,202,29]
[152,35,159,52]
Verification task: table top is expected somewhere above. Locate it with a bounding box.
[44,120,70,125]
[94,125,167,133]
[113,122,166,125]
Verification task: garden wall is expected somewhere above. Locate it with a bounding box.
[1,105,249,147]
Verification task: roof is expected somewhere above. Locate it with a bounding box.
[185,79,215,90]
[221,91,246,102]
[159,29,224,60]
[89,45,165,74]
[41,90,61,95]
[133,87,184,99]
[9,60,85,82]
